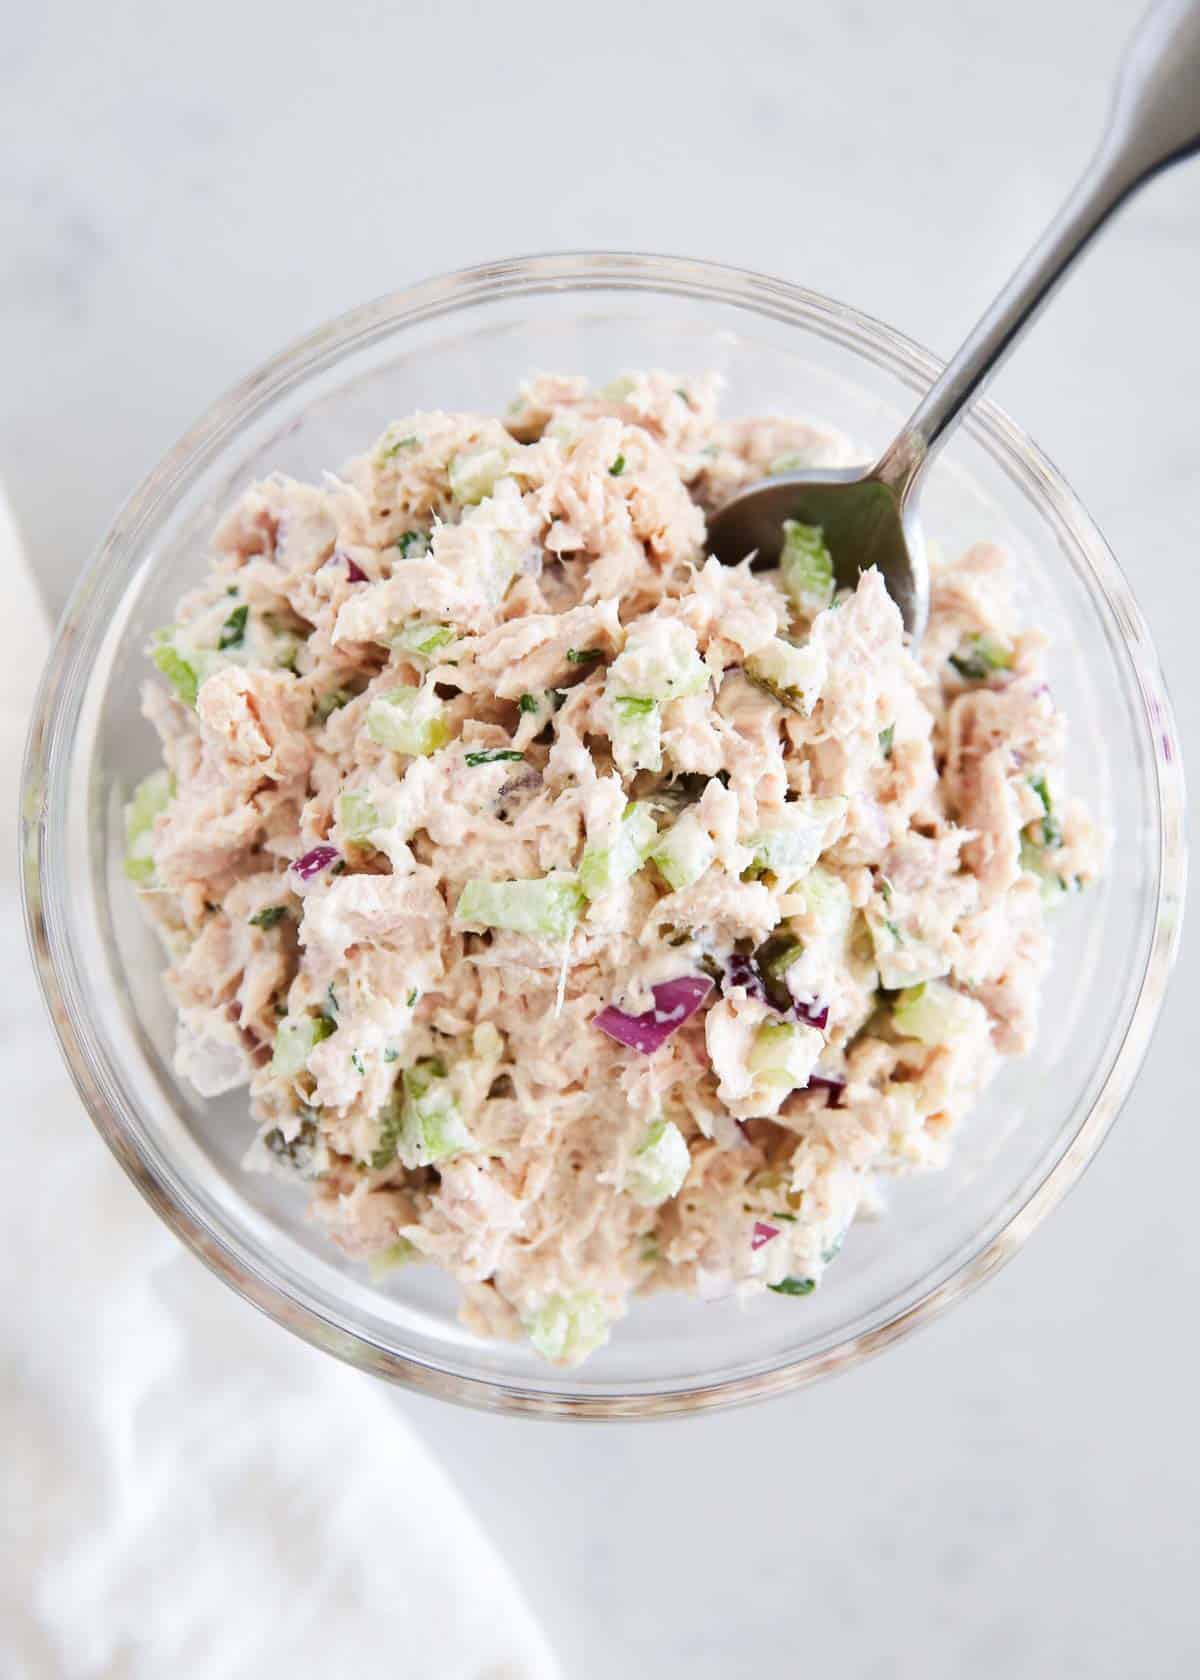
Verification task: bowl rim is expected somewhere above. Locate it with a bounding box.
[20,250,1188,1419]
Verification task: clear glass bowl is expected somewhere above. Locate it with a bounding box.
[21,253,1186,1418]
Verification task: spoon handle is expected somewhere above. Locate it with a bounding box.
[874,0,1200,498]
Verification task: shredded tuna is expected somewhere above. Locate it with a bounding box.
[128,371,1100,1365]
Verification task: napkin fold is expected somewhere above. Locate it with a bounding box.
[1,489,558,1680]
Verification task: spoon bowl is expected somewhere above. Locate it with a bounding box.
[706,463,929,639]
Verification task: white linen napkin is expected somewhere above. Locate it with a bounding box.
[0,490,559,1680]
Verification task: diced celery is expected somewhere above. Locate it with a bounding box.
[456,874,583,943]
[526,1291,610,1365]
[779,521,834,616]
[599,374,638,402]
[367,1237,418,1282]
[747,797,847,890]
[123,769,173,883]
[396,1059,473,1168]
[609,701,663,775]
[745,635,826,715]
[366,685,449,756]
[651,807,716,891]
[545,412,584,446]
[448,447,513,505]
[339,790,381,841]
[747,1020,822,1090]
[867,908,949,991]
[379,430,421,460]
[626,1118,690,1207]
[271,1014,335,1078]
[603,621,708,774]
[792,864,853,938]
[579,801,658,900]
[1019,834,1072,907]
[151,637,199,707]
[608,619,709,705]
[892,979,986,1045]
[391,621,457,659]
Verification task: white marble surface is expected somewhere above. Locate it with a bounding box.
[4,0,1198,1674]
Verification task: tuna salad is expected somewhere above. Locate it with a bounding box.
[127,370,1099,1366]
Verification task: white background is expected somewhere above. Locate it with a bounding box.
[4,1,1198,1674]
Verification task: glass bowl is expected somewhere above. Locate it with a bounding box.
[20,253,1186,1418]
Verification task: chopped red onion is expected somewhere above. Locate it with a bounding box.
[594,975,713,1055]
[723,952,765,1003]
[726,951,828,1032]
[751,1220,779,1251]
[290,843,340,881]
[808,1072,846,1108]
[327,549,367,583]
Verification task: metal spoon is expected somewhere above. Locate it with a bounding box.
[707,0,1200,639]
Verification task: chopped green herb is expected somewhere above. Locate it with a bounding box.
[465,748,525,767]
[879,876,894,904]
[218,603,249,651]
[405,988,418,1008]
[609,454,626,477]
[566,647,603,665]
[879,724,895,759]
[351,1050,365,1075]
[883,917,902,941]
[614,694,656,718]
[769,1211,798,1223]
[518,693,540,714]
[394,529,430,558]
[768,1276,817,1297]
[674,387,690,405]
[326,983,339,1015]
[949,633,1013,682]
[1029,774,1062,847]
[384,1048,400,1064]
[249,905,287,931]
